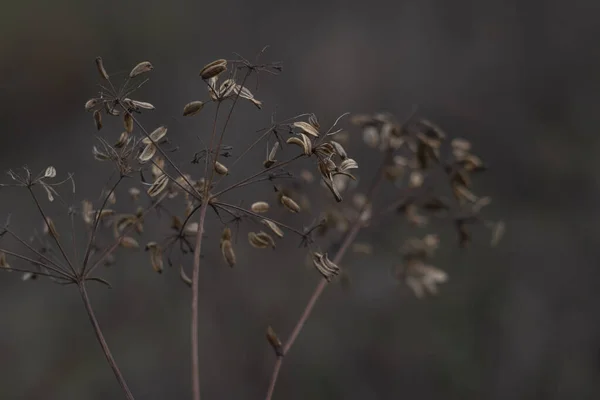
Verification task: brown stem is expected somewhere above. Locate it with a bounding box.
[78,283,135,400]
[264,151,390,400]
[191,201,209,400]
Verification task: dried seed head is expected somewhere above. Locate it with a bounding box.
[403,261,448,298]
[251,201,270,213]
[95,57,109,80]
[286,135,312,156]
[214,161,229,175]
[293,121,319,137]
[266,326,283,356]
[183,101,204,116]
[114,131,129,148]
[199,59,227,80]
[362,126,379,147]
[147,174,169,197]
[308,113,320,130]
[124,113,134,133]
[129,61,153,78]
[280,195,301,213]
[221,239,236,267]
[312,252,340,281]
[93,109,102,130]
[261,219,284,238]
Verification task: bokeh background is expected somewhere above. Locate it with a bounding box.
[1,0,599,399]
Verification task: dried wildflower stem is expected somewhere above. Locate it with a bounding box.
[212,155,303,198]
[4,228,70,275]
[78,283,135,400]
[265,153,390,400]
[0,249,73,280]
[126,110,202,200]
[213,202,304,236]
[84,192,168,277]
[81,176,123,274]
[27,188,77,276]
[190,200,209,400]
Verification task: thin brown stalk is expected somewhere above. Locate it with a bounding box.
[0,248,73,280]
[78,283,135,400]
[190,200,209,400]
[27,187,77,276]
[81,176,123,274]
[264,151,390,400]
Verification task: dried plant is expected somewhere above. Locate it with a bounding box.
[0,48,503,400]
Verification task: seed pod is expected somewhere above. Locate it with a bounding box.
[85,98,100,111]
[264,142,279,168]
[256,231,276,248]
[114,131,129,148]
[119,236,140,249]
[95,56,109,80]
[146,242,163,273]
[266,326,283,356]
[214,161,228,175]
[124,113,134,133]
[142,126,168,145]
[129,61,153,78]
[221,227,232,242]
[280,195,301,213]
[199,59,227,80]
[44,166,56,178]
[147,174,169,197]
[93,109,102,130]
[0,251,10,270]
[292,121,319,137]
[248,231,273,249]
[330,140,347,159]
[221,239,236,267]
[180,266,193,287]
[312,252,340,281]
[139,144,157,163]
[131,100,155,110]
[251,201,269,213]
[43,217,59,238]
[183,101,204,116]
[261,219,284,238]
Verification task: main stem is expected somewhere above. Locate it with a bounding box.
[78,283,135,400]
[265,151,390,400]
[191,201,210,400]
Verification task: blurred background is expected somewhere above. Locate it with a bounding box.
[1,0,599,399]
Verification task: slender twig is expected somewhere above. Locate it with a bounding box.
[78,283,135,400]
[4,228,69,275]
[190,201,209,400]
[211,155,303,199]
[0,249,73,280]
[81,176,123,274]
[27,187,77,276]
[264,150,391,400]
[213,202,305,237]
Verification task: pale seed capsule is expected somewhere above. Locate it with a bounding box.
[129,61,153,78]
[199,59,227,80]
[183,101,204,116]
[95,56,109,80]
[214,161,228,175]
[281,195,301,213]
[251,201,269,213]
[221,239,236,267]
